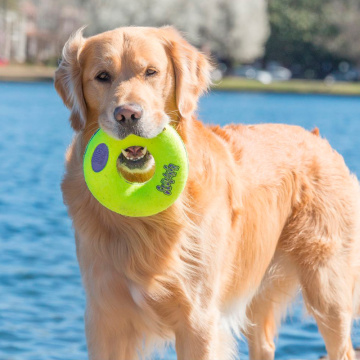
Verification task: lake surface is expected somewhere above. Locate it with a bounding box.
[0,82,359,360]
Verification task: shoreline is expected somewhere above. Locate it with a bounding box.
[1,65,360,96]
[214,76,360,96]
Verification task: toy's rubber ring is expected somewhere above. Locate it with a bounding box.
[83,126,189,217]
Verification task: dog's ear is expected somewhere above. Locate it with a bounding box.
[54,28,86,131]
[160,26,213,120]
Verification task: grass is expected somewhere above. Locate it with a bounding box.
[1,64,360,96]
[0,64,55,82]
[213,77,360,96]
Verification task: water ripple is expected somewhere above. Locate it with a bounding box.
[1,83,359,359]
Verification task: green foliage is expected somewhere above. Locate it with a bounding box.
[1,0,18,11]
[265,0,346,77]
[323,0,360,65]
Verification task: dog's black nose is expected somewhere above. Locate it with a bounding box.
[114,104,143,125]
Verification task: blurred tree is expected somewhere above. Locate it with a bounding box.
[265,0,341,78]
[22,0,86,64]
[265,0,360,78]
[85,0,269,64]
[324,0,360,65]
[1,0,19,10]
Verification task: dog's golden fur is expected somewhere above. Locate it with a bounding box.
[55,26,360,360]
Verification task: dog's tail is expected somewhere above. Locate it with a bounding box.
[311,127,320,136]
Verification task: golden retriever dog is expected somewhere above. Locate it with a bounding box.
[55,26,360,360]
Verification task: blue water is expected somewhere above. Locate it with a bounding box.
[0,82,359,360]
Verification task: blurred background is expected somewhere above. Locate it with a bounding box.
[1,0,360,87]
[0,1,360,360]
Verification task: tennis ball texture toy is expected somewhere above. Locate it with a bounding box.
[83,126,189,217]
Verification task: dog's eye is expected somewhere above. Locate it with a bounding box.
[145,68,157,77]
[96,71,111,82]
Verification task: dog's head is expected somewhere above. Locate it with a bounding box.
[55,26,211,179]
[55,26,212,136]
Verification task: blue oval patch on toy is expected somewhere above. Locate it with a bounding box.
[91,143,109,172]
[83,126,189,217]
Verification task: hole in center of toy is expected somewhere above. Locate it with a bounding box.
[117,146,155,183]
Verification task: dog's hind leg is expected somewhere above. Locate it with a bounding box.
[245,252,299,360]
[299,256,356,360]
[355,274,360,317]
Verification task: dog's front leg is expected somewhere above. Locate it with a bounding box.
[85,302,140,360]
[175,325,214,360]
[174,310,235,360]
